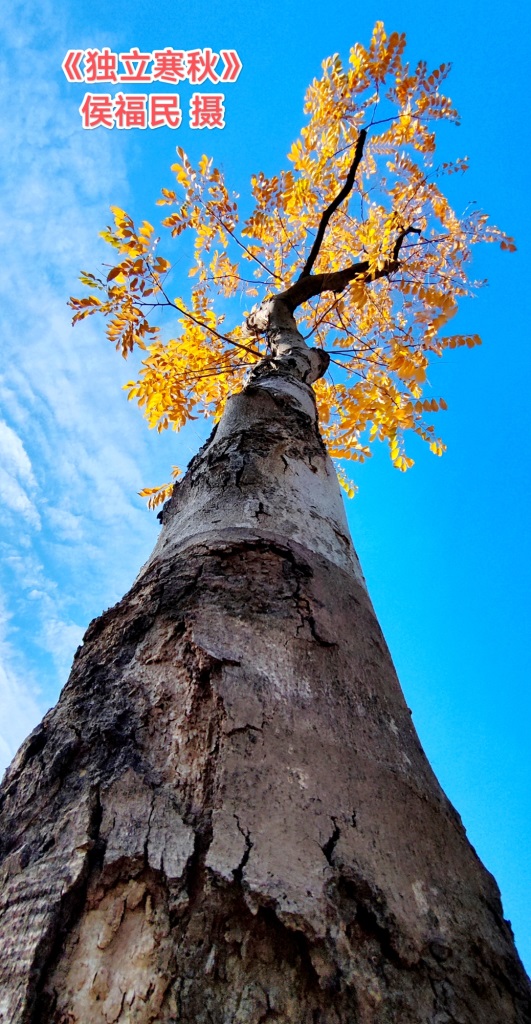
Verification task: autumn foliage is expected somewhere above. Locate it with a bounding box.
[70,22,514,506]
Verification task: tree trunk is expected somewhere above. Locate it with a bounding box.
[0,309,529,1023]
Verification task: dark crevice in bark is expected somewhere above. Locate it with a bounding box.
[232,816,253,884]
[333,527,351,549]
[15,724,48,773]
[163,881,350,1020]
[355,900,405,969]
[321,819,341,865]
[335,872,407,971]
[254,500,271,519]
[297,603,338,647]
[225,722,264,738]
[144,792,156,871]
[158,566,204,620]
[182,826,212,912]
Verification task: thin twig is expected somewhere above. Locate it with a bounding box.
[148,269,262,359]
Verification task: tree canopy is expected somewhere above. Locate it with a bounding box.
[70,22,514,506]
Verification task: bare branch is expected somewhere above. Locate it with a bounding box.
[392,225,423,261]
[282,225,421,312]
[210,212,282,282]
[298,128,367,280]
[152,275,263,360]
[170,298,263,359]
[139,262,262,360]
[200,198,282,282]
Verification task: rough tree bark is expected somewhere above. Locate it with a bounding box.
[0,299,530,1024]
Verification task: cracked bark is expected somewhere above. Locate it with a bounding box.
[0,298,530,1023]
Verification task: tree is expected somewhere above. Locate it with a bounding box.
[68,24,515,503]
[0,24,529,1024]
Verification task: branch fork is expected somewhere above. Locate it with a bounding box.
[244,128,420,384]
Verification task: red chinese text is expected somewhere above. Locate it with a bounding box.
[189,92,225,129]
[149,94,182,129]
[79,93,219,130]
[63,48,242,84]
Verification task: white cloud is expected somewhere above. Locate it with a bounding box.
[40,617,85,680]
[0,658,44,777]
[0,421,35,482]
[0,420,40,527]
[0,466,40,527]
[0,596,46,776]
[43,506,84,542]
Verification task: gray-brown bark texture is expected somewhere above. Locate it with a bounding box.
[1,304,530,1024]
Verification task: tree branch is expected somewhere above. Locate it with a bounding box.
[298,128,367,280]
[153,278,263,359]
[197,197,282,282]
[282,225,421,312]
[392,225,422,261]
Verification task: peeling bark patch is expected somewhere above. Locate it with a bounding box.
[38,875,175,1024]
[0,790,99,1024]
[100,770,194,883]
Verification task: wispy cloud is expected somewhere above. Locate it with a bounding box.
[0,419,41,527]
[0,658,44,774]
[0,592,44,773]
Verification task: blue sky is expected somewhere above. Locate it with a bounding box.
[1,0,529,975]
